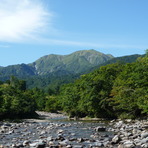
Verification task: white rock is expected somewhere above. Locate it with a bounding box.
[112,135,120,144]
[123,140,135,148]
[141,132,148,139]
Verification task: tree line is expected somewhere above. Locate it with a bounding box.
[58,53,148,119]
[0,53,147,119]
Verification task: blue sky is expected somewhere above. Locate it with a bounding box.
[0,0,148,66]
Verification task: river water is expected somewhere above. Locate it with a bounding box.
[0,116,114,147]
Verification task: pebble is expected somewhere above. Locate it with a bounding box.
[0,112,147,148]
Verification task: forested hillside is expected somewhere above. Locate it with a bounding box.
[0,52,147,119]
[30,49,114,75]
[0,50,144,93]
[57,53,148,119]
[88,54,145,73]
[0,50,113,81]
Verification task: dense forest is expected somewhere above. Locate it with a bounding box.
[0,53,147,120]
[58,53,148,119]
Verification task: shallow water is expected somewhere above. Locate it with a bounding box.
[0,117,114,147]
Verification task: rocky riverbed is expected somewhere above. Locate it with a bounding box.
[0,112,147,148]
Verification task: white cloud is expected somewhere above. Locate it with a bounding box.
[0,0,53,42]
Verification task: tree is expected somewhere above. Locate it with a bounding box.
[111,55,148,118]
[0,78,37,119]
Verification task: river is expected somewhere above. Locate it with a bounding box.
[0,111,147,148]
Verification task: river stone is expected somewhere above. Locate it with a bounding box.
[94,142,103,147]
[8,130,14,134]
[140,137,148,144]
[73,145,83,148]
[11,144,17,147]
[125,119,132,123]
[77,138,85,142]
[49,145,59,148]
[103,141,110,147]
[59,140,68,146]
[56,134,65,141]
[95,126,106,132]
[1,125,8,130]
[57,129,64,134]
[118,144,124,148]
[47,136,53,141]
[112,135,120,144]
[23,140,30,146]
[40,130,47,135]
[36,142,46,148]
[4,123,11,127]
[29,142,38,147]
[66,145,72,148]
[123,141,135,148]
[141,132,148,139]
[141,143,148,148]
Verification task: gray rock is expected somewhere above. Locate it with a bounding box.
[4,123,11,127]
[66,145,72,148]
[47,136,53,141]
[141,132,148,139]
[123,141,135,148]
[57,129,64,134]
[8,130,14,134]
[73,145,83,148]
[11,144,16,147]
[125,119,132,123]
[94,142,103,147]
[77,138,85,142]
[95,126,106,132]
[112,135,120,144]
[103,141,110,147]
[59,140,68,146]
[40,130,47,135]
[118,144,124,148]
[36,142,46,148]
[23,140,30,146]
[140,137,148,144]
[30,142,38,147]
[141,143,148,148]
[49,145,59,148]
[15,143,24,147]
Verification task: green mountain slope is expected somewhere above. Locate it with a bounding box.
[0,50,113,81]
[0,64,35,81]
[30,49,114,75]
[87,54,144,73]
[0,50,144,92]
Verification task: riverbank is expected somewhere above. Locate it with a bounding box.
[24,111,68,123]
[0,111,147,148]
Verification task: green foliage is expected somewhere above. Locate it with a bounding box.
[59,63,124,118]
[0,50,113,84]
[45,96,61,112]
[0,77,36,119]
[59,83,80,117]
[28,88,46,111]
[0,51,147,120]
[110,55,148,118]
[59,55,148,119]
[31,49,113,75]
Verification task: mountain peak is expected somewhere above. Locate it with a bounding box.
[0,49,114,79]
[31,49,114,75]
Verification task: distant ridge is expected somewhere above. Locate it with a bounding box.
[87,54,144,73]
[30,49,114,75]
[0,49,113,80]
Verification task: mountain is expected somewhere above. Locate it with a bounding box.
[0,49,113,81]
[29,49,114,75]
[86,54,145,74]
